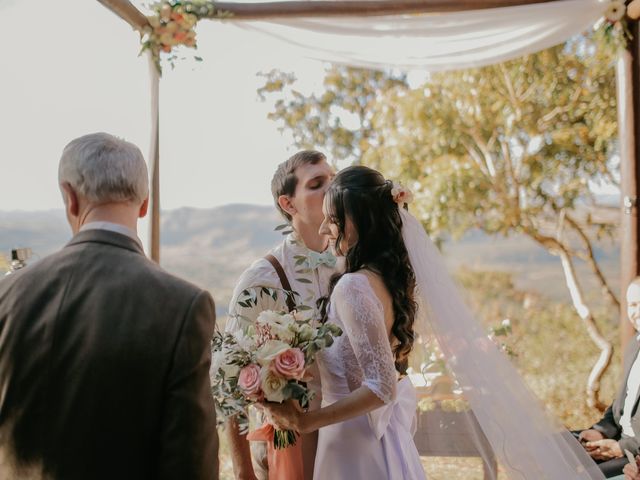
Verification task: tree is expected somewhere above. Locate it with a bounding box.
[257,67,407,164]
[260,35,620,409]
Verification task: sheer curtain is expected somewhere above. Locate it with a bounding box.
[232,0,609,71]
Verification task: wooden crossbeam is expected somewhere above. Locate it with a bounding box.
[97,0,149,30]
[98,0,564,30]
[212,0,562,19]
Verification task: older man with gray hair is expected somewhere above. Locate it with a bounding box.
[0,132,219,479]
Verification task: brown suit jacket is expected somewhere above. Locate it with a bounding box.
[0,229,218,479]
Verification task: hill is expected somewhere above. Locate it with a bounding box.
[0,204,620,316]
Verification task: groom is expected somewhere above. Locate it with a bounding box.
[225,150,338,480]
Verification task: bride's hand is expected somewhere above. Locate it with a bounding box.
[261,400,307,433]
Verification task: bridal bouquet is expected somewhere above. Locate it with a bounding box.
[212,309,342,449]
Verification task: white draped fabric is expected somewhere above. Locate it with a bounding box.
[232,0,609,71]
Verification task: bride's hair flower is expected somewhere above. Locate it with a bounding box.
[390,181,414,206]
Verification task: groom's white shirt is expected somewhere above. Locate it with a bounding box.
[226,232,340,401]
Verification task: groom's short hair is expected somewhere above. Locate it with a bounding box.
[271,150,326,221]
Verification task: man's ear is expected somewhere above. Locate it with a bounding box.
[60,182,79,217]
[277,195,296,218]
[139,196,149,218]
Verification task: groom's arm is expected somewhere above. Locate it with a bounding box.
[225,261,281,480]
[227,416,259,480]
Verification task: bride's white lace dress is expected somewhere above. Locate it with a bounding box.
[314,272,426,479]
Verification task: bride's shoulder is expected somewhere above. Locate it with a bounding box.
[334,271,378,297]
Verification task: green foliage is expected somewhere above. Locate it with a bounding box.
[259,35,618,245]
[258,67,408,164]
[365,40,618,243]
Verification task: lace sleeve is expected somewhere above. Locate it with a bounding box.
[333,274,397,404]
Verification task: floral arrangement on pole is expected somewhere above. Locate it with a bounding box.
[211,308,342,449]
[595,0,630,51]
[141,1,230,73]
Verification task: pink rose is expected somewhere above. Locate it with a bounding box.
[272,348,305,380]
[238,364,262,400]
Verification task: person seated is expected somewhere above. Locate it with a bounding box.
[579,277,640,478]
[620,455,640,480]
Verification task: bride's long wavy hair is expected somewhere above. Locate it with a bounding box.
[324,166,417,375]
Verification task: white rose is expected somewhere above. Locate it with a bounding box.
[234,330,256,351]
[159,3,172,20]
[270,323,295,343]
[211,350,225,374]
[148,16,161,28]
[298,324,315,342]
[255,340,291,366]
[221,362,240,379]
[278,313,295,326]
[260,368,287,403]
[257,310,281,325]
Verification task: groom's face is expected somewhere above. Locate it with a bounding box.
[290,160,334,229]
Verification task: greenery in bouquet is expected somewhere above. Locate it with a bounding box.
[211,305,342,449]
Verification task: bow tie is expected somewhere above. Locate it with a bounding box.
[307,250,337,269]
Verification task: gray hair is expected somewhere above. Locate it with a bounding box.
[58,132,149,204]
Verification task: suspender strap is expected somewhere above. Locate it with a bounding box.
[264,254,296,312]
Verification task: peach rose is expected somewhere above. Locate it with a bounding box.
[272,348,305,380]
[238,364,262,400]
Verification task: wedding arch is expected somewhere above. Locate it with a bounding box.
[98,0,639,337]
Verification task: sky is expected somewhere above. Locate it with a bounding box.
[0,0,329,213]
[1,0,619,218]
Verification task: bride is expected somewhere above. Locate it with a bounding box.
[265,165,606,479]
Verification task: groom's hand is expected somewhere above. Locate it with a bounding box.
[585,439,623,460]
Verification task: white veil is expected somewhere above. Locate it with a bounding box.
[399,207,605,479]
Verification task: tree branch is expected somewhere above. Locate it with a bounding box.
[564,213,621,309]
[523,225,611,411]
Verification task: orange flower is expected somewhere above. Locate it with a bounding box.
[173,31,188,42]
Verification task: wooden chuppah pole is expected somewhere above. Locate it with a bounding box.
[617,16,640,346]
[98,0,162,261]
[148,53,161,263]
[97,0,148,29]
